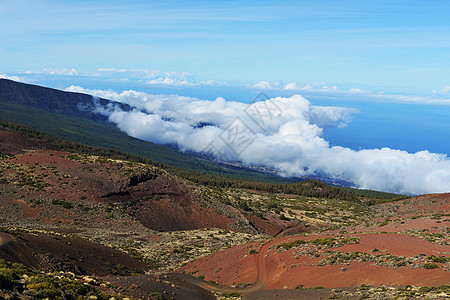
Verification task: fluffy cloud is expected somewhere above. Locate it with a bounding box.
[68,86,450,195]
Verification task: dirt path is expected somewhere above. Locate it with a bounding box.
[174,235,299,295]
[172,239,273,295]
[172,273,263,294]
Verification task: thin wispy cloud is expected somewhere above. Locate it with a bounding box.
[251,80,450,106]
[25,68,79,76]
[21,68,227,87]
[97,68,227,87]
[433,86,450,95]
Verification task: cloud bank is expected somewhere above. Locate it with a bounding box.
[66,85,450,195]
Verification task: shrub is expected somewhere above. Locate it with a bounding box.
[423,263,439,269]
[341,237,359,244]
[150,292,165,300]
[236,200,251,211]
[223,292,240,297]
[51,199,73,209]
[395,261,407,267]
[277,239,306,250]
[0,259,122,299]
[254,211,265,219]
[378,219,389,227]
[279,214,289,220]
[310,237,337,247]
[429,255,449,263]
[0,269,19,291]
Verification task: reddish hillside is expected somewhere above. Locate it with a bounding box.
[0,129,51,154]
[0,126,237,232]
[179,193,450,290]
[0,127,304,235]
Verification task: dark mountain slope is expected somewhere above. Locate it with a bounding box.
[0,231,147,276]
[0,79,297,182]
[0,78,130,121]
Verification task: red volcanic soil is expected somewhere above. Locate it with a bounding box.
[180,232,450,289]
[0,129,51,154]
[405,193,450,211]
[1,145,235,232]
[378,193,450,216]
[246,214,302,236]
[135,197,231,231]
[0,128,291,234]
[354,216,450,233]
[179,193,450,290]
[1,127,301,240]
[0,231,148,276]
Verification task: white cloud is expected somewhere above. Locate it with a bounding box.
[295,82,339,92]
[252,80,341,92]
[95,68,226,87]
[251,80,450,106]
[348,87,371,94]
[147,77,190,85]
[372,93,450,105]
[0,73,24,81]
[251,80,284,89]
[19,67,226,87]
[438,86,450,94]
[26,68,79,75]
[283,82,301,90]
[67,85,450,195]
[252,80,273,89]
[97,68,128,73]
[253,80,341,92]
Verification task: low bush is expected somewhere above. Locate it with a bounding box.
[423,263,439,269]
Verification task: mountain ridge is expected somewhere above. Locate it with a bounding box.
[0,79,303,183]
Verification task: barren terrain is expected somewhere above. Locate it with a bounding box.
[1,127,449,299]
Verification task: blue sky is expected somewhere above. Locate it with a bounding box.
[1,0,450,93]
